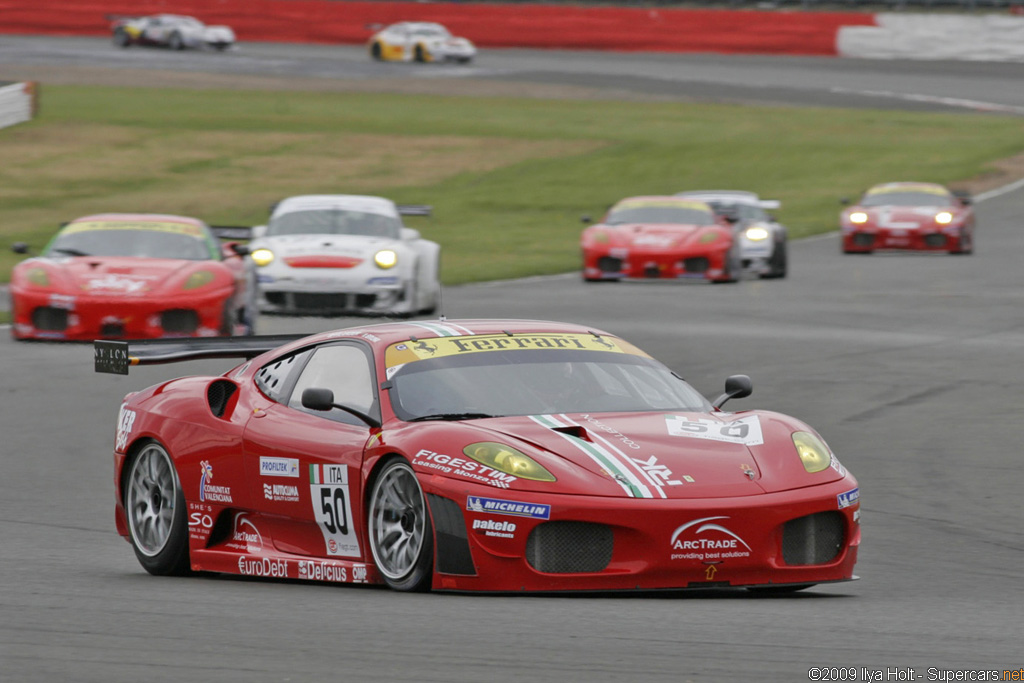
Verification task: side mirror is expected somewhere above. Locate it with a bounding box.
[839,197,850,206]
[251,225,267,239]
[12,242,29,254]
[401,227,421,241]
[301,387,336,411]
[229,243,250,256]
[712,374,753,409]
[581,215,592,225]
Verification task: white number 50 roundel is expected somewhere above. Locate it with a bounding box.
[665,415,764,446]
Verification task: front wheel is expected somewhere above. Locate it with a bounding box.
[168,32,184,50]
[414,44,427,63]
[761,240,787,279]
[113,29,131,48]
[125,441,191,576]
[368,458,433,591]
[370,42,383,61]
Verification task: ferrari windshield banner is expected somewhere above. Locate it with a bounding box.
[63,220,207,238]
[866,184,948,196]
[385,333,645,368]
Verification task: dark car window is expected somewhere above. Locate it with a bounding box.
[47,222,219,261]
[607,206,715,226]
[861,191,953,208]
[267,209,401,239]
[287,343,378,426]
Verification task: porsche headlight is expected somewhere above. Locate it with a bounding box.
[792,431,832,473]
[250,248,275,267]
[744,226,770,241]
[374,250,398,269]
[849,212,869,224]
[464,442,556,482]
[183,270,215,290]
[935,211,953,225]
[25,267,50,287]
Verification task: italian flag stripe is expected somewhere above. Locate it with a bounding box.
[310,464,321,484]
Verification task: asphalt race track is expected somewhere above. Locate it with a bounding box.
[2,36,1024,682]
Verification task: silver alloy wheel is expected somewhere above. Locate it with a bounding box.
[126,443,179,557]
[368,461,427,581]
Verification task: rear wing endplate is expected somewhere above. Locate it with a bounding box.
[397,204,432,217]
[94,335,306,375]
[210,225,254,241]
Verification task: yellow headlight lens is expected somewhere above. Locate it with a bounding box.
[849,212,869,224]
[698,232,718,244]
[745,226,770,241]
[374,250,398,269]
[935,211,953,225]
[183,270,215,290]
[250,248,275,267]
[464,442,556,482]
[26,267,50,287]
[792,431,832,473]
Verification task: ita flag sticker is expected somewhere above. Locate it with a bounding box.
[309,464,360,558]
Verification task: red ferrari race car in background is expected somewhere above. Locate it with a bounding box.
[840,182,974,254]
[581,196,739,283]
[96,319,860,593]
[10,213,256,340]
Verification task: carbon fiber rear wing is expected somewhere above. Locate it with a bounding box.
[94,335,306,375]
[397,205,432,217]
[210,225,254,241]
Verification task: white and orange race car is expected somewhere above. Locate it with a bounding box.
[368,22,476,64]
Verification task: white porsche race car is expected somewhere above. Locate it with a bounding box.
[248,195,441,317]
[111,14,235,51]
[368,22,476,64]
[676,190,788,279]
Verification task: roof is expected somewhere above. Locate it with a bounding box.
[271,195,398,219]
[68,213,206,227]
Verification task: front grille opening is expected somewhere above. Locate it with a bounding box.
[207,380,238,418]
[31,307,68,331]
[161,309,199,334]
[265,292,287,306]
[782,511,844,566]
[293,293,348,310]
[643,265,660,278]
[852,234,875,247]
[923,234,948,247]
[354,293,377,308]
[100,322,125,338]
[597,257,622,273]
[682,257,709,273]
[526,521,613,574]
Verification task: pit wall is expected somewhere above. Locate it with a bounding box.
[2,1,1022,60]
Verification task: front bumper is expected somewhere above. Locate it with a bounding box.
[10,287,232,340]
[583,246,731,282]
[257,275,411,315]
[842,226,966,252]
[422,475,861,592]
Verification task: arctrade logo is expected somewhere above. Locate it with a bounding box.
[670,516,752,562]
[472,519,516,538]
[466,496,550,519]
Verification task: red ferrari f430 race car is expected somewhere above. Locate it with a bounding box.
[840,182,974,254]
[96,319,860,594]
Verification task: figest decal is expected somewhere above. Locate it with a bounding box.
[414,449,515,489]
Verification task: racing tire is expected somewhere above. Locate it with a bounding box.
[414,44,427,63]
[367,458,434,592]
[125,441,191,576]
[168,32,184,51]
[761,240,787,279]
[113,29,131,48]
[456,57,472,64]
[949,232,974,255]
[712,246,742,284]
[371,42,383,61]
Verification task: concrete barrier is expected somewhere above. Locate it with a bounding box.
[838,14,1024,61]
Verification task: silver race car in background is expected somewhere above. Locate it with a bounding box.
[111,14,236,51]
[676,190,787,279]
[248,195,442,317]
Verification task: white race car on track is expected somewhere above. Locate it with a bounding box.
[368,22,476,64]
[676,190,788,279]
[248,195,441,317]
[111,14,235,51]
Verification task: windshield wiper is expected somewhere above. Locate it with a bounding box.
[51,247,92,257]
[407,412,497,422]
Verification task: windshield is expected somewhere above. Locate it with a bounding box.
[388,349,711,420]
[861,191,953,208]
[411,26,450,38]
[267,209,401,239]
[607,206,714,226]
[46,223,215,260]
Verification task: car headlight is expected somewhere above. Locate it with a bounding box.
[25,267,50,287]
[849,212,869,224]
[744,226,770,241]
[374,250,398,269]
[792,431,832,473]
[250,248,275,267]
[183,270,215,290]
[464,442,556,482]
[935,211,953,225]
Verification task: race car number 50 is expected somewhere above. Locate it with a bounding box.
[310,464,361,558]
